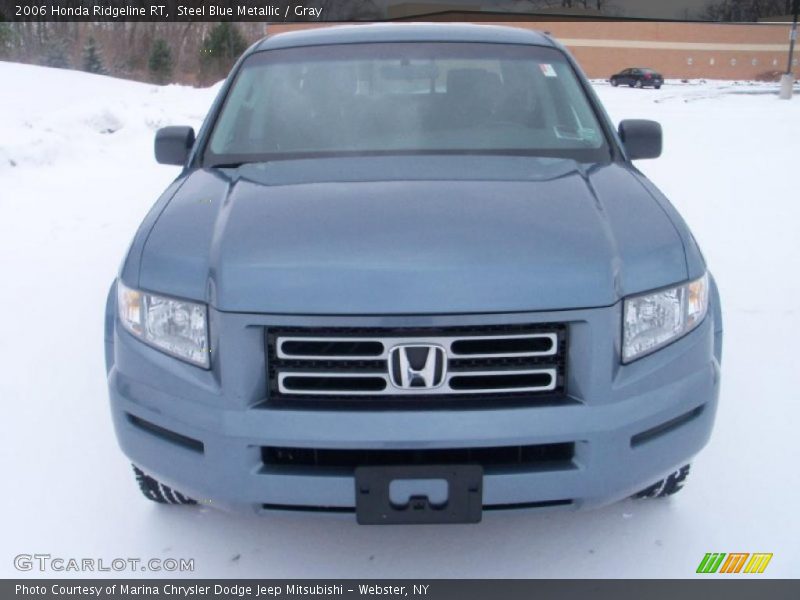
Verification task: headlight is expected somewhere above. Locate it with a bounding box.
[622,273,709,363]
[117,281,209,368]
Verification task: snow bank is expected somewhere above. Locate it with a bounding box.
[0,62,218,170]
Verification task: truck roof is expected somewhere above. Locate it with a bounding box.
[254,23,554,52]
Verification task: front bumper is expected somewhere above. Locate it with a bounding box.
[105,284,722,515]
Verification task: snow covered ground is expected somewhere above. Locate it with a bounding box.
[1,62,799,578]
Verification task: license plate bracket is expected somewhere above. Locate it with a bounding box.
[355,464,483,525]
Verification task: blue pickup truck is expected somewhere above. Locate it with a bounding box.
[105,23,722,524]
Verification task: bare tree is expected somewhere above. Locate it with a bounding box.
[701,0,790,21]
[509,0,618,14]
[2,21,269,85]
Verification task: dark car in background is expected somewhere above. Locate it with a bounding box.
[610,68,664,89]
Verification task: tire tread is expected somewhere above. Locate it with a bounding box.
[634,465,691,499]
[132,465,197,505]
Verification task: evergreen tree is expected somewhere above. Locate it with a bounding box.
[82,36,105,74]
[148,38,174,84]
[200,23,248,81]
[43,38,70,69]
[0,23,14,59]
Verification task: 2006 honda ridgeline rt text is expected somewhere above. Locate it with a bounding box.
[105,24,722,524]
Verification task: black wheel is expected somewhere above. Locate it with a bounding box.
[634,465,690,498]
[133,465,197,505]
[610,79,618,87]
[655,84,662,89]
[634,80,643,88]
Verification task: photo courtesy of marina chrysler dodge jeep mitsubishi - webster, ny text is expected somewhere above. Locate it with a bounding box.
[105,23,722,524]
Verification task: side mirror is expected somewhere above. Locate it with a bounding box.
[154,126,195,165]
[618,119,662,160]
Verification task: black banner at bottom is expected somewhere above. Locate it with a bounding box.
[4,580,800,600]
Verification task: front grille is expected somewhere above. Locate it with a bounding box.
[261,442,575,473]
[266,323,567,406]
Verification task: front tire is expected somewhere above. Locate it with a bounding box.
[611,79,618,87]
[634,465,690,498]
[133,465,197,505]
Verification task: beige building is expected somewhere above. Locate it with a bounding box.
[267,18,799,81]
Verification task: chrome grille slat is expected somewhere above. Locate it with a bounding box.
[268,324,566,401]
[277,337,387,360]
[278,368,558,396]
[277,332,557,360]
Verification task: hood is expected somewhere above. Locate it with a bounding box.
[137,156,688,314]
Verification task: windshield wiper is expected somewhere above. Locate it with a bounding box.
[208,161,251,169]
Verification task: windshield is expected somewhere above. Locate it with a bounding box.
[205,42,610,165]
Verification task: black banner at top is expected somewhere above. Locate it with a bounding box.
[2,0,797,23]
[3,1,325,21]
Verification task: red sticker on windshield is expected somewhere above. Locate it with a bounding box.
[539,63,557,77]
